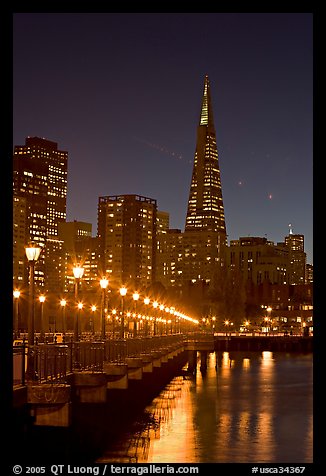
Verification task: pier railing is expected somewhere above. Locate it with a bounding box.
[13,333,187,384]
[14,332,311,385]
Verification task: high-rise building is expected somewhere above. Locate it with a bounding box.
[182,75,227,285]
[284,230,306,285]
[157,76,227,291]
[97,195,157,290]
[13,137,68,289]
[13,195,28,287]
[185,75,226,237]
[155,211,170,284]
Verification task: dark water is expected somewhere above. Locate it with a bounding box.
[97,351,313,463]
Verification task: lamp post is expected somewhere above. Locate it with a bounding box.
[25,243,42,348]
[25,243,42,380]
[100,278,109,340]
[73,265,84,342]
[153,301,158,336]
[132,292,139,337]
[76,302,83,340]
[166,307,172,335]
[224,319,230,337]
[112,309,117,338]
[91,305,96,335]
[13,290,20,337]
[267,306,273,334]
[159,304,164,335]
[143,298,150,336]
[39,295,46,340]
[119,287,127,338]
[60,299,67,336]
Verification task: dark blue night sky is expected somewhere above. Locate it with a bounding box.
[13,13,313,263]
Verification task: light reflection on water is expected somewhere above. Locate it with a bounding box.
[97,352,313,463]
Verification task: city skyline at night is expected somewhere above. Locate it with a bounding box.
[13,13,313,264]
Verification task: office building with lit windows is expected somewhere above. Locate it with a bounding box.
[13,195,28,287]
[13,137,68,290]
[97,194,157,290]
[159,75,227,290]
[226,237,289,285]
[185,75,226,238]
[58,220,98,292]
[155,210,170,284]
[184,75,227,285]
[283,231,306,284]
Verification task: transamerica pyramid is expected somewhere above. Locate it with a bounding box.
[185,75,227,241]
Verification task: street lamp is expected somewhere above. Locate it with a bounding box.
[76,302,83,340]
[91,305,97,335]
[159,304,164,335]
[119,286,127,338]
[60,299,67,336]
[25,243,42,348]
[267,306,273,334]
[25,242,42,380]
[132,292,139,337]
[144,298,150,336]
[111,308,117,338]
[224,319,230,337]
[39,294,46,339]
[13,290,20,337]
[100,278,109,340]
[73,265,84,341]
[153,301,158,336]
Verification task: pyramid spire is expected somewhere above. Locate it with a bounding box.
[199,74,214,126]
[185,75,226,237]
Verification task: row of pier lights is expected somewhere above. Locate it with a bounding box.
[17,243,199,349]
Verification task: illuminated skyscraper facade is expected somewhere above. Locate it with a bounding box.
[185,75,226,237]
[284,232,306,285]
[182,75,227,284]
[158,76,227,290]
[13,137,68,290]
[97,194,157,289]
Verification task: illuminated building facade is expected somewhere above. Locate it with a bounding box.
[226,233,307,286]
[283,231,306,284]
[13,137,68,289]
[227,237,289,285]
[155,211,170,284]
[156,76,228,290]
[183,76,227,284]
[98,194,157,289]
[185,75,226,237]
[58,221,98,291]
[13,195,28,287]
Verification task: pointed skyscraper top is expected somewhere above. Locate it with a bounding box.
[185,75,226,237]
[199,75,214,127]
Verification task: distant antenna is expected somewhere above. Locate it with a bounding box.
[288,223,293,235]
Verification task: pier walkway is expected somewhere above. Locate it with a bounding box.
[13,332,311,428]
